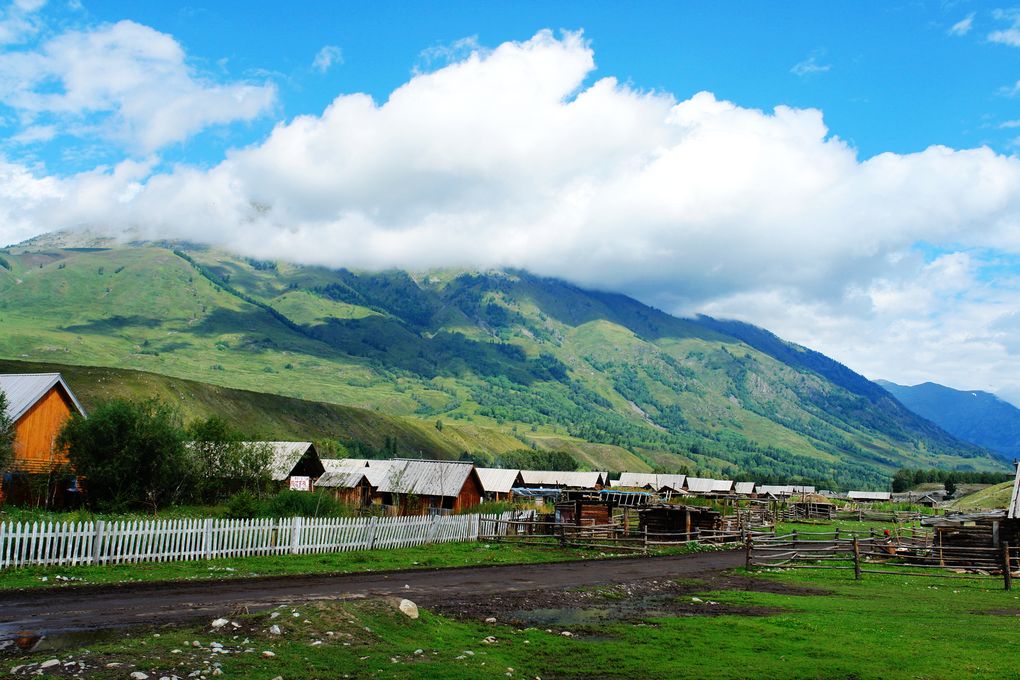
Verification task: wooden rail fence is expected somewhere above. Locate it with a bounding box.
[0,511,533,570]
[747,530,1019,590]
[479,518,745,552]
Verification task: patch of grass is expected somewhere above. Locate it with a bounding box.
[10,564,1020,679]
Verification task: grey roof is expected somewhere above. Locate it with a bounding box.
[847,491,892,501]
[1009,464,1020,520]
[757,485,816,497]
[315,468,369,489]
[376,459,476,497]
[257,442,317,481]
[0,373,86,422]
[733,482,756,495]
[616,472,687,492]
[477,468,523,494]
[321,458,370,473]
[519,470,604,489]
[685,477,733,494]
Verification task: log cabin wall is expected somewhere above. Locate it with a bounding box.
[12,386,75,473]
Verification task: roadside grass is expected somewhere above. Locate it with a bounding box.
[8,564,1020,679]
[0,539,720,591]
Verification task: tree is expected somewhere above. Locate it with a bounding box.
[186,417,272,502]
[59,398,191,513]
[944,476,957,498]
[0,388,14,473]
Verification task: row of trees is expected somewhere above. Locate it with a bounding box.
[0,390,14,472]
[57,399,273,512]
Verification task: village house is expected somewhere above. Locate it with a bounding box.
[0,373,86,505]
[847,490,892,503]
[260,442,325,490]
[476,467,524,501]
[373,459,483,515]
[518,470,607,490]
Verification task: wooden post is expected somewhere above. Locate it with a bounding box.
[92,520,105,565]
[745,535,752,570]
[1003,542,1013,592]
[203,518,214,560]
[852,537,862,580]
[643,526,648,554]
[367,516,378,550]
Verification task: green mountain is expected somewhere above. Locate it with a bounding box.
[876,380,1020,461]
[0,235,1004,488]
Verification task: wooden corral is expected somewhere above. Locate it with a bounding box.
[555,498,615,527]
[925,512,1020,549]
[791,500,836,520]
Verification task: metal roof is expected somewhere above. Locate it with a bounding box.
[1009,464,1020,520]
[756,484,816,497]
[315,468,369,488]
[0,373,86,423]
[476,468,523,494]
[321,458,370,473]
[518,470,604,489]
[615,472,687,492]
[685,477,733,493]
[847,491,892,501]
[733,482,756,495]
[375,459,476,497]
[255,442,317,481]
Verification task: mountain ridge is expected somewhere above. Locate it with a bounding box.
[0,235,1004,488]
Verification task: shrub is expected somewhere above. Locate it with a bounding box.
[225,491,262,519]
[262,490,347,518]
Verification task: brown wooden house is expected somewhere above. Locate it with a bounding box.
[0,373,87,505]
[374,459,483,515]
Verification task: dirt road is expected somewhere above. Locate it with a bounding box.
[0,550,742,643]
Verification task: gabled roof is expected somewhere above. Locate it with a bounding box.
[0,373,86,423]
[685,477,733,494]
[733,482,756,495]
[518,470,604,489]
[376,459,476,497]
[616,472,687,492]
[321,458,370,473]
[847,490,892,501]
[1008,463,1020,520]
[756,485,816,497]
[477,468,523,494]
[315,468,369,489]
[256,442,319,481]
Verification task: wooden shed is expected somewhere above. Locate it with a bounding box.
[374,459,483,515]
[555,496,615,526]
[1,373,86,505]
[638,505,721,537]
[476,468,524,501]
[314,468,374,507]
[791,499,836,519]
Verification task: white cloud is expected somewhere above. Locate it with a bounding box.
[0,0,45,46]
[0,19,277,151]
[790,54,831,77]
[312,45,343,73]
[948,13,975,36]
[3,30,1020,401]
[989,8,1020,47]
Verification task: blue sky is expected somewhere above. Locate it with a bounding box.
[1,0,1020,404]
[10,0,1020,172]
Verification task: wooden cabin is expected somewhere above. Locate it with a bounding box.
[315,468,374,507]
[0,373,86,505]
[518,470,606,490]
[555,497,615,526]
[791,500,836,519]
[260,442,325,490]
[374,459,483,515]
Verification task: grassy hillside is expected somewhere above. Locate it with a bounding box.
[0,237,1003,486]
[948,481,1015,511]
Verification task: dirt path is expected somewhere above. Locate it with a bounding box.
[0,550,742,643]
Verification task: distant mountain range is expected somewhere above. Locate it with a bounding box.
[0,232,1006,487]
[876,380,1020,461]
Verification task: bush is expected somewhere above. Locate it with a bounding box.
[225,491,262,519]
[262,490,347,518]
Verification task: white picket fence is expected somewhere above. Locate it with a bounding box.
[0,511,532,570]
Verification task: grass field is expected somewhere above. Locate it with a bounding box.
[7,562,1020,679]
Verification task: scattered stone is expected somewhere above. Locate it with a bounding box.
[261,651,276,658]
[105,662,123,668]
[210,642,223,649]
[560,631,572,637]
[191,641,202,647]
[691,597,703,603]
[130,673,149,680]
[270,612,280,619]
[414,649,423,656]
[268,625,282,636]
[398,599,419,619]
[485,617,497,623]
[40,659,61,669]
[211,619,229,629]
[171,649,182,654]
[483,636,497,644]
[212,669,223,676]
